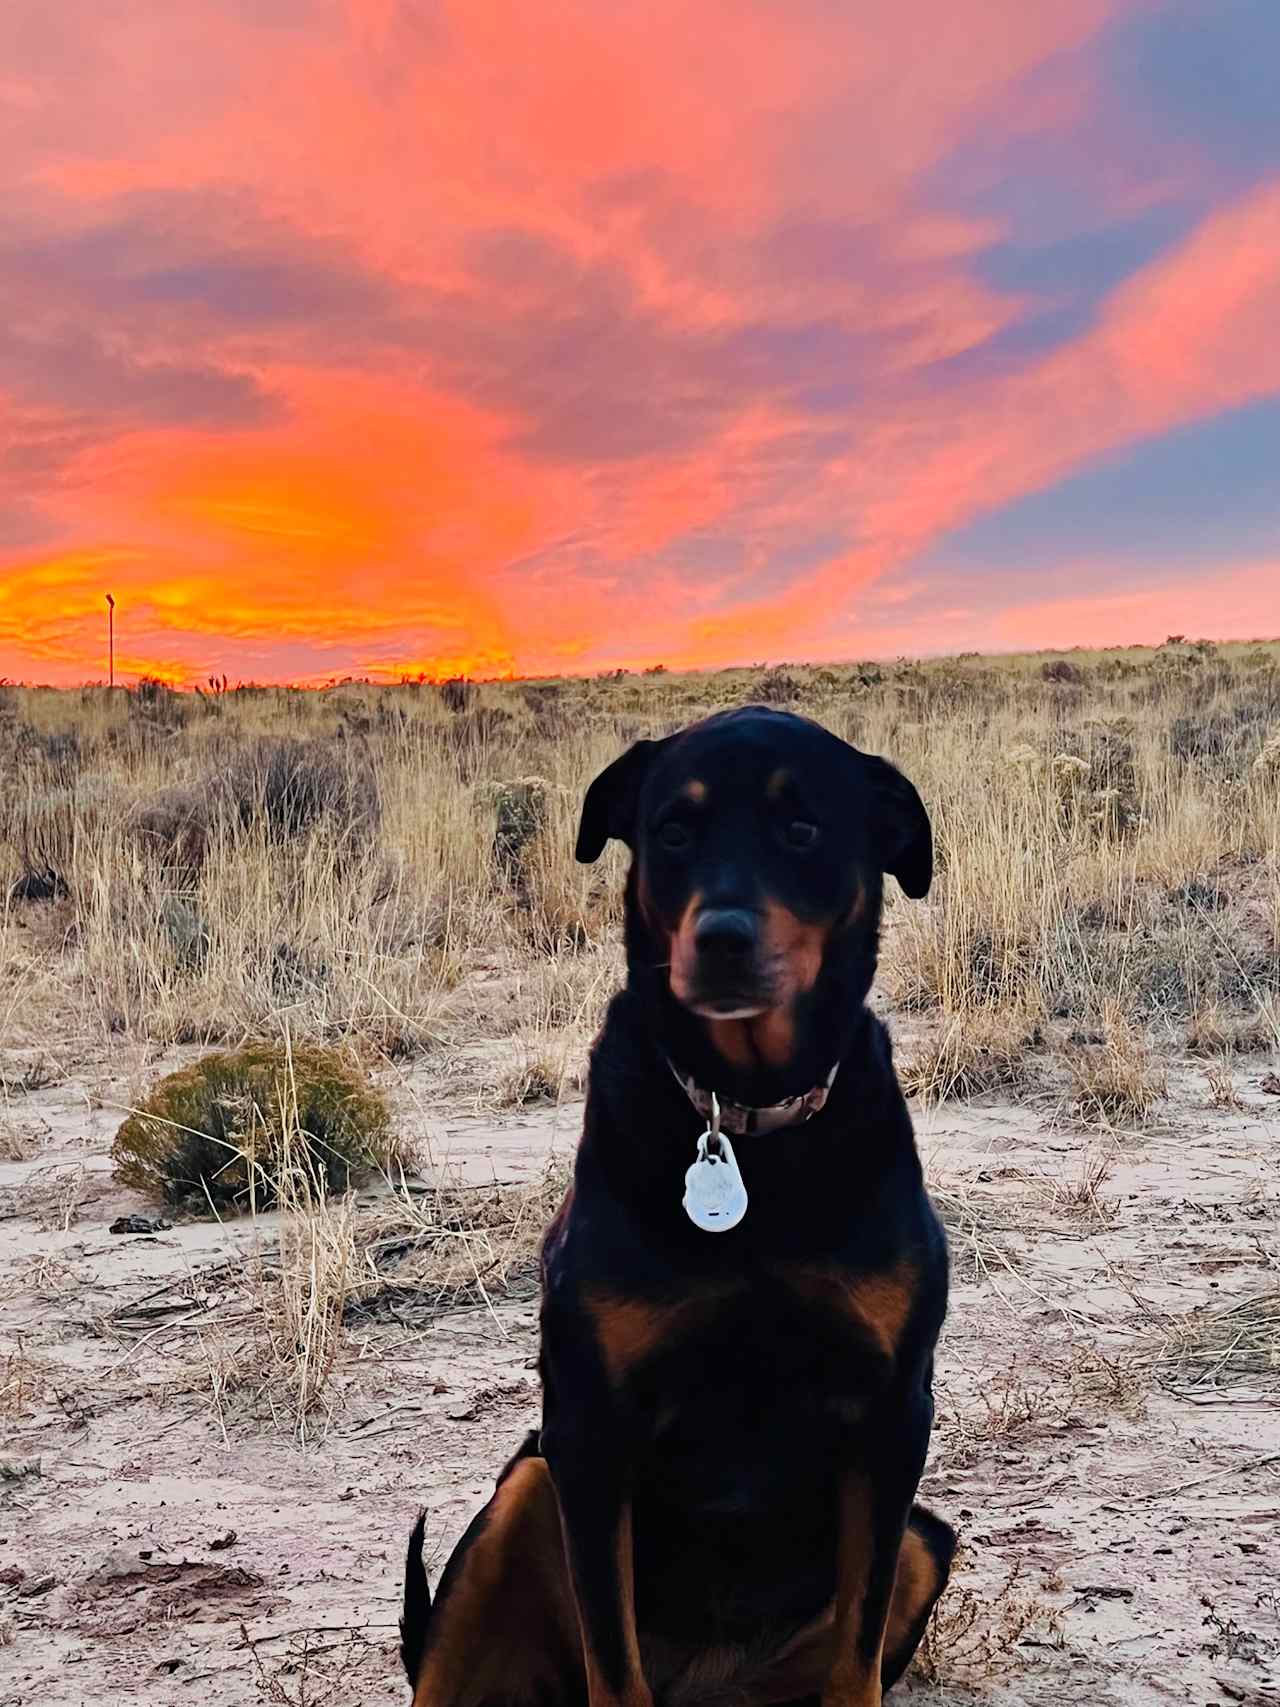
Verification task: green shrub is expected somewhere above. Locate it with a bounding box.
[112,1043,397,1214]
[476,776,567,880]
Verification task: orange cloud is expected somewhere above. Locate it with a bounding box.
[1,366,580,677]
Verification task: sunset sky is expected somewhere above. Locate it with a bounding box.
[2,0,1278,685]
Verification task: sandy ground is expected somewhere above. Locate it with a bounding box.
[2,1044,1278,1707]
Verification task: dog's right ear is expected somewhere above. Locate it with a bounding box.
[575,739,665,863]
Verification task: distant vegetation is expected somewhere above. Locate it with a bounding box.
[1,640,1277,1096]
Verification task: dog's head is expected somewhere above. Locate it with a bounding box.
[576,706,931,1093]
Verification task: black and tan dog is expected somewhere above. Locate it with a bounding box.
[402,706,953,1707]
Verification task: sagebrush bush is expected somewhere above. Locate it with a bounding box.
[477,776,560,876]
[1040,658,1083,684]
[112,1043,398,1213]
[216,738,380,844]
[756,667,801,704]
[131,785,211,878]
[438,677,475,714]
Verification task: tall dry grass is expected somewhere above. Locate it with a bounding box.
[1,641,1277,1092]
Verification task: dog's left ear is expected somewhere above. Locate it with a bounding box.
[863,755,933,898]
[575,738,667,863]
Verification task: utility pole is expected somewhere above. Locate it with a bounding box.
[106,593,115,687]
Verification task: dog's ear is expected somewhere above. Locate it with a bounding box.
[575,739,666,863]
[863,755,932,899]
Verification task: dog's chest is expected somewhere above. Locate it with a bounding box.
[597,1265,912,1515]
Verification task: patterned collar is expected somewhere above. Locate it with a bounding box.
[667,1058,840,1136]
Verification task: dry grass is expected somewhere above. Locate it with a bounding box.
[0,1123,39,1163]
[1202,1061,1245,1110]
[0,1341,44,1418]
[1062,1009,1169,1130]
[929,1177,1029,1286]
[937,1335,1148,1473]
[901,1007,1041,1104]
[189,1126,363,1443]
[1142,1289,1280,1398]
[348,1160,571,1323]
[971,1369,1070,1441]
[0,1162,87,1231]
[99,1158,571,1438]
[257,1098,361,1437]
[242,1622,387,1705]
[1036,1149,1117,1221]
[100,1046,382,1440]
[0,643,1275,1097]
[0,1051,61,1095]
[496,1048,577,1108]
[1062,1343,1149,1414]
[1186,999,1280,1057]
[914,1550,1064,1683]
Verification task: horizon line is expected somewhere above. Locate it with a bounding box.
[4,633,1277,694]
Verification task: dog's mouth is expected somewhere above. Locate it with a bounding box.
[687,993,772,1020]
[678,970,783,1021]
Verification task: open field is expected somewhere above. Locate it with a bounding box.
[2,640,1279,1705]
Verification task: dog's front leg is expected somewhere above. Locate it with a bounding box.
[541,1409,652,1707]
[823,1396,932,1707]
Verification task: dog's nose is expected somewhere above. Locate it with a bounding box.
[694,908,758,966]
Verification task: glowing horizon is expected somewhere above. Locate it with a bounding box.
[2,1,1279,687]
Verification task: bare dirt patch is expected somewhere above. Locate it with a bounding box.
[2,1054,1277,1706]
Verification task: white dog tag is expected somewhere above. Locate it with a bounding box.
[683,1129,748,1232]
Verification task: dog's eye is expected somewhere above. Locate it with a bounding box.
[658,820,692,852]
[785,819,820,850]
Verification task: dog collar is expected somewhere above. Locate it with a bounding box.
[667,1059,839,1136]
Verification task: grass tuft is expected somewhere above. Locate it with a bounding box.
[1063,1010,1168,1129]
[1143,1289,1280,1397]
[901,1007,1041,1104]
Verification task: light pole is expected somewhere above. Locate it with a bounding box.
[106,593,115,687]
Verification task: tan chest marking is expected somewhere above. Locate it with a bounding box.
[585,1286,735,1384]
[772,1258,918,1362]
